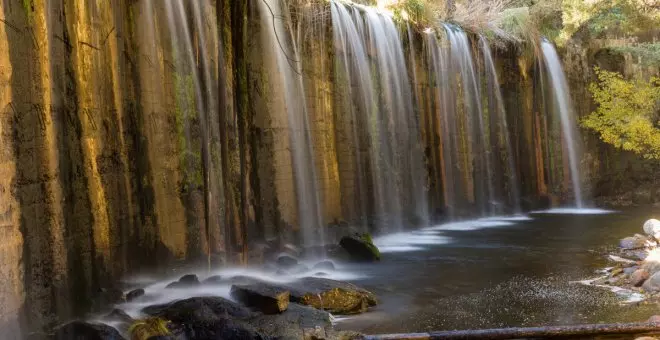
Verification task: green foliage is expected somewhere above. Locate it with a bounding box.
[612,43,660,67]
[582,68,660,159]
[129,318,171,340]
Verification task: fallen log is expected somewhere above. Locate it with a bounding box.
[362,322,660,340]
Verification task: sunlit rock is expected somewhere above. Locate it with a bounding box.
[619,235,647,249]
[642,271,660,292]
[643,219,660,235]
[630,269,649,287]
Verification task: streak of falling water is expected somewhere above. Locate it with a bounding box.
[331,2,428,232]
[424,32,459,218]
[540,39,584,208]
[444,24,495,216]
[479,36,521,213]
[258,0,324,248]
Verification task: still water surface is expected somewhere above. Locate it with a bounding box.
[335,206,659,334]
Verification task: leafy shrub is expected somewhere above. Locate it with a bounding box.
[582,68,660,159]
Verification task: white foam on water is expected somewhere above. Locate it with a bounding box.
[114,266,367,319]
[427,219,515,231]
[479,215,533,222]
[574,276,645,304]
[530,208,615,215]
[373,232,451,253]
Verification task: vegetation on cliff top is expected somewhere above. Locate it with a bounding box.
[582,68,660,159]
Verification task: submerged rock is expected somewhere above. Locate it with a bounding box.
[246,303,332,340]
[313,260,336,271]
[202,275,223,285]
[286,277,377,315]
[276,255,299,269]
[230,284,290,314]
[165,274,201,289]
[142,296,254,323]
[51,321,125,340]
[339,233,381,262]
[126,288,145,302]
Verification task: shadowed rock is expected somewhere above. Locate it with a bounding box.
[51,321,125,340]
[142,297,254,323]
[202,275,223,285]
[230,284,290,314]
[313,260,336,271]
[340,233,381,262]
[165,274,201,289]
[276,255,299,269]
[126,288,145,302]
[180,318,269,340]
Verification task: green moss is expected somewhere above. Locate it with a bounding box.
[173,72,203,192]
[22,0,33,24]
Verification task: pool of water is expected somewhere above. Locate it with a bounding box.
[333,206,660,334]
[107,206,660,336]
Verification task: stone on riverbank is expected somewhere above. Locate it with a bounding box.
[644,219,660,236]
[620,234,649,249]
[230,284,290,314]
[631,269,650,287]
[340,233,381,262]
[642,272,660,292]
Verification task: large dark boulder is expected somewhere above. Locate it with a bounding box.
[230,284,290,314]
[51,321,125,340]
[339,233,380,262]
[165,274,201,289]
[246,303,332,340]
[142,297,254,323]
[286,277,377,315]
[181,318,269,340]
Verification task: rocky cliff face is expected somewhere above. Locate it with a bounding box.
[0,0,656,336]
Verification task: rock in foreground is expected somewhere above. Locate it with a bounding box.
[339,233,381,262]
[287,277,377,315]
[51,321,124,340]
[142,296,254,322]
[230,283,290,314]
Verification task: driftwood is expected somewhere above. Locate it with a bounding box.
[362,322,660,340]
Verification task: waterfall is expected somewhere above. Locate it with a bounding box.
[330,1,428,233]
[258,0,325,247]
[443,24,495,216]
[540,40,585,208]
[479,36,521,213]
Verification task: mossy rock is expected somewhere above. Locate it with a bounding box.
[339,233,381,262]
[287,277,377,315]
[129,318,171,340]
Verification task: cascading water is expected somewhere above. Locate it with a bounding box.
[443,24,495,216]
[330,1,428,232]
[479,36,521,213]
[257,0,325,247]
[540,39,585,208]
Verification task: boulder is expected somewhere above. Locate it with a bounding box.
[312,261,336,271]
[620,235,648,249]
[104,309,134,324]
[290,264,310,275]
[643,259,660,275]
[276,255,299,269]
[142,297,254,323]
[51,321,125,340]
[313,272,328,277]
[165,274,201,289]
[644,219,660,236]
[648,315,660,323]
[631,269,650,287]
[642,271,660,292]
[180,318,268,340]
[286,277,377,315]
[246,303,332,340]
[202,275,223,285]
[623,266,639,275]
[126,288,145,302]
[230,284,290,314]
[339,233,381,262]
